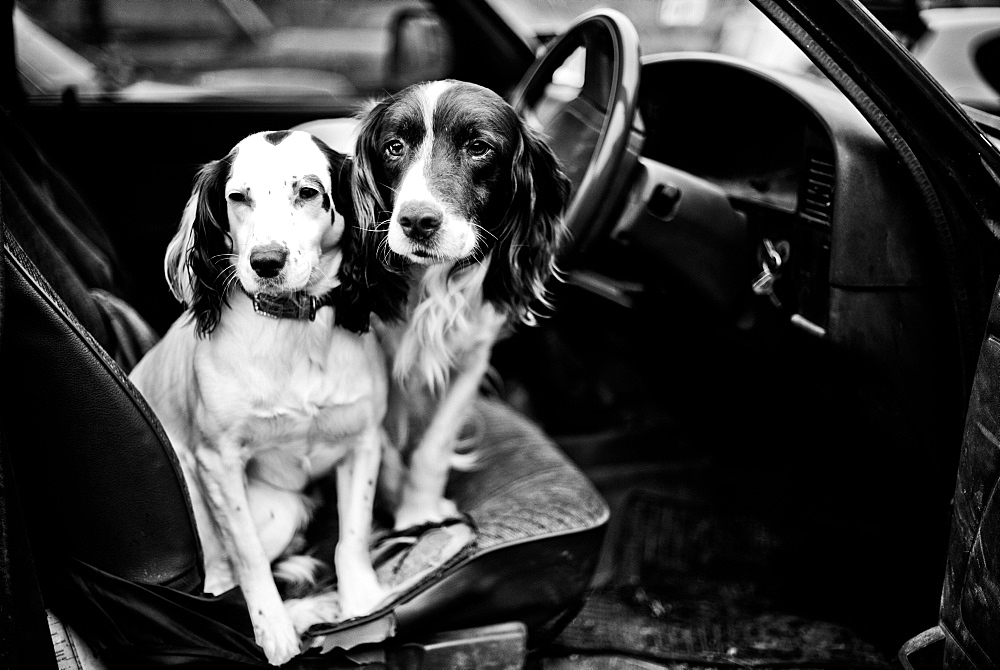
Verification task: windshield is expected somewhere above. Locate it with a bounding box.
[13,0,999,112]
[489,0,999,113]
[489,0,816,75]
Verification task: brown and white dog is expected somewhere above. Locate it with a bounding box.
[130,130,402,665]
[349,80,570,530]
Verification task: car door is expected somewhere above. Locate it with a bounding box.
[758,1,1000,665]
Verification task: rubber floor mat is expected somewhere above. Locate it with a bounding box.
[547,489,892,669]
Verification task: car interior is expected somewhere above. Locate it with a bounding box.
[2,0,1000,669]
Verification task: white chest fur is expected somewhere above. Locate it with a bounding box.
[189,293,387,490]
[377,261,506,394]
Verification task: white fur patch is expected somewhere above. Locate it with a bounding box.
[273,554,327,587]
[387,260,505,393]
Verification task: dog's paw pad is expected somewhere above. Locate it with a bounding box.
[256,620,302,666]
[286,592,342,634]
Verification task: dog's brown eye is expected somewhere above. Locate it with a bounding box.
[384,139,405,158]
[467,140,493,157]
[299,186,319,199]
[228,192,247,204]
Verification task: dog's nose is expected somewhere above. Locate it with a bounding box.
[249,243,288,278]
[397,201,443,241]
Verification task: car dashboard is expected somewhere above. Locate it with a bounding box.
[533,53,957,518]
[508,56,962,646]
[629,54,941,345]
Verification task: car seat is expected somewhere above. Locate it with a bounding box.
[0,21,608,670]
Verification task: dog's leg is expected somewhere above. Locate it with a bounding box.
[195,445,302,666]
[393,341,491,530]
[335,425,387,619]
[246,477,313,563]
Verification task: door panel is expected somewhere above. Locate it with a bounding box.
[941,278,1000,670]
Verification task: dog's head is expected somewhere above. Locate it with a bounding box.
[352,80,571,323]
[165,130,379,336]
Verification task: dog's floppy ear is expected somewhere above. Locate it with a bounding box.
[311,137,372,333]
[310,133,408,332]
[164,191,199,306]
[344,99,410,326]
[309,134,353,244]
[351,97,393,240]
[486,121,571,324]
[165,151,234,337]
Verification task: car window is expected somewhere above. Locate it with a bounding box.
[14,0,453,103]
[492,0,1000,114]
[490,0,817,77]
[910,7,1000,113]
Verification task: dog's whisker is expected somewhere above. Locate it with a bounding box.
[377,242,390,266]
[221,266,241,295]
[471,223,498,243]
[357,217,392,234]
[310,264,336,289]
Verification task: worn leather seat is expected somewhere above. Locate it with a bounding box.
[0,69,607,670]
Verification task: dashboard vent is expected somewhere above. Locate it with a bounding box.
[801,153,835,226]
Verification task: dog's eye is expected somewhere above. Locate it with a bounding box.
[299,186,319,199]
[228,192,247,204]
[466,140,493,157]
[384,139,405,158]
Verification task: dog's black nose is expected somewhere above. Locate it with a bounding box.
[397,201,443,241]
[249,243,288,278]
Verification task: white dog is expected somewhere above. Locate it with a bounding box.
[130,130,398,665]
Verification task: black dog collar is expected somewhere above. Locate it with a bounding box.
[245,287,341,321]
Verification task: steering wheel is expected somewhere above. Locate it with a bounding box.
[509,9,642,258]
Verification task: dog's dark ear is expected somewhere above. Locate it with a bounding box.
[308,135,408,332]
[341,99,410,327]
[326,148,376,334]
[309,134,353,231]
[351,97,393,237]
[179,151,235,337]
[485,121,571,324]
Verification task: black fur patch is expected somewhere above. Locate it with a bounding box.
[264,130,292,146]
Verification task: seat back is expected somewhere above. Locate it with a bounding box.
[0,105,203,618]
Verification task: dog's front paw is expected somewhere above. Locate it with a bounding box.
[393,497,459,531]
[285,592,341,635]
[253,608,303,666]
[338,569,388,620]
